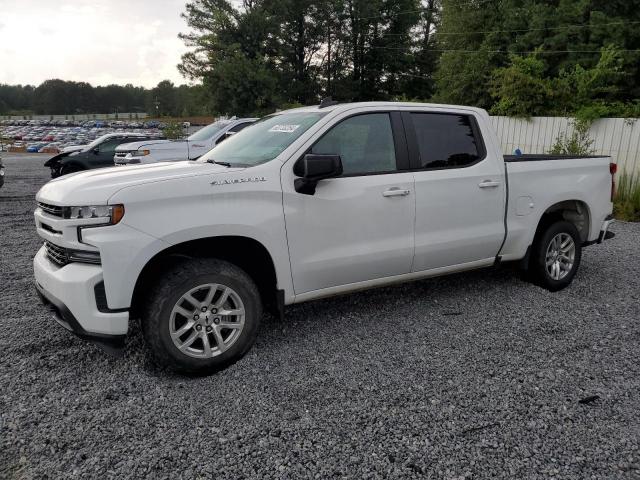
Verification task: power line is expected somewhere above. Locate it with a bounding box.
[379,20,640,36]
[435,20,640,35]
[346,0,494,22]
[368,46,640,54]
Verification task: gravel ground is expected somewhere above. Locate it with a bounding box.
[1,154,639,479]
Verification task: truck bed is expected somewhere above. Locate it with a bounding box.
[500,154,613,262]
[504,154,610,162]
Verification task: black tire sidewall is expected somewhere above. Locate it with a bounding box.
[143,259,261,373]
[532,220,582,291]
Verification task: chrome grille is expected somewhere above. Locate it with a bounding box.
[44,241,69,267]
[38,202,64,218]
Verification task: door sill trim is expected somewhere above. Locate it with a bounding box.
[292,258,495,304]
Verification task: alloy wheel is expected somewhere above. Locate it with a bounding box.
[169,283,245,358]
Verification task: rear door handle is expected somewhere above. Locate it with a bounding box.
[478,180,501,188]
[383,188,411,197]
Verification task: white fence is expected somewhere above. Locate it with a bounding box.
[490,116,640,174]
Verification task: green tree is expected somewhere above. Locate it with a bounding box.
[434,0,640,113]
[490,52,557,117]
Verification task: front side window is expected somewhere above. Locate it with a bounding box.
[97,138,122,153]
[199,112,326,167]
[188,121,232,142]
[411,113,482,169]
[310,113,397,175]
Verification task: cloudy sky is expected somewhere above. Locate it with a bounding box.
[0,0,193,88]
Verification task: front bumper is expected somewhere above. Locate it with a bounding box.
[114,155,145,165]
[34,246,128,353]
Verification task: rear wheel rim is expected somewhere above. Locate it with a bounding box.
[545,233,576,281]
[169,283,246,358]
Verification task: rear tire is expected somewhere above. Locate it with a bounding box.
[529,220,582,292]
[141,258,262,374]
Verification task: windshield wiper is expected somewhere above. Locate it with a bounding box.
[206,159,232,167]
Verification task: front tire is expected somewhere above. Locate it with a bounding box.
[142,258,262,374]
[529,220,582,292]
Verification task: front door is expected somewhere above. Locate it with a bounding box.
[90,138,123,167]
[282,111,415,295]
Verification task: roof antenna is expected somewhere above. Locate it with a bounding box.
[319,97,339,109]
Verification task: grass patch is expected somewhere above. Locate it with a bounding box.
[614,171,640,222]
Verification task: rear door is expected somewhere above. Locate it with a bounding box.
[405,110,506,271]
[282,110,416,295]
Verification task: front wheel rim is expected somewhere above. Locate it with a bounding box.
[169,283,246,359]
[545,233,576,281]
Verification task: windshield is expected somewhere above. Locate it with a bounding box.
[83,134,111,151]
[188,121,232,142]
[199,111,326,167]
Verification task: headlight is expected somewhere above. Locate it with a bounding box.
[136,149,150,156]
[63,204,125,224]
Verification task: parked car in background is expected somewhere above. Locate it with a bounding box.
[44,132,164,177]
[114,118,256,165]
[33,101,616,373]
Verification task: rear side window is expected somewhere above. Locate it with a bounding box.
[410,113,482,169]
[311,113,397,175]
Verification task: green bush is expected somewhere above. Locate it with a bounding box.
[549,119,595,156]
[162,121,185,140]
[614,171,640,222]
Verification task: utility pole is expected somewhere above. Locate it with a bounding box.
[327,22,331,96]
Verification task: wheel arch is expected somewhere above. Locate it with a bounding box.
[534,199,591,244]
[130,235,281,319]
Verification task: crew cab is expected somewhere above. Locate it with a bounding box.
[33,101,615,373]
[45,132,164,177]
[114,118,257,165]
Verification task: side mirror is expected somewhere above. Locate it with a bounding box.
[294,154,343,195]
[92,147,99,154]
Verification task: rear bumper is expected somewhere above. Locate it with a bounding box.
[584,214,615,247]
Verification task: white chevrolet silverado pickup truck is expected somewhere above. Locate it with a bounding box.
[33,101,616,373]
[113,117,256,165]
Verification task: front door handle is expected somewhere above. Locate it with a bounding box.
[478,180,501,188]
[383,188,411,197]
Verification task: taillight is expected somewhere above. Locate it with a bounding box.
[610,162,617,201]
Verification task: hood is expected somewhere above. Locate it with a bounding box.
[36,161,242,205]
[44,151,73,167]
[62,145,86,153]
[115,139,181,151]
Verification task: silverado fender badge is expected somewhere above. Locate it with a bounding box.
[211,176,267,186]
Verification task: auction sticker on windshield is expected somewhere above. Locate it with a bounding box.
[269,124,300,133]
